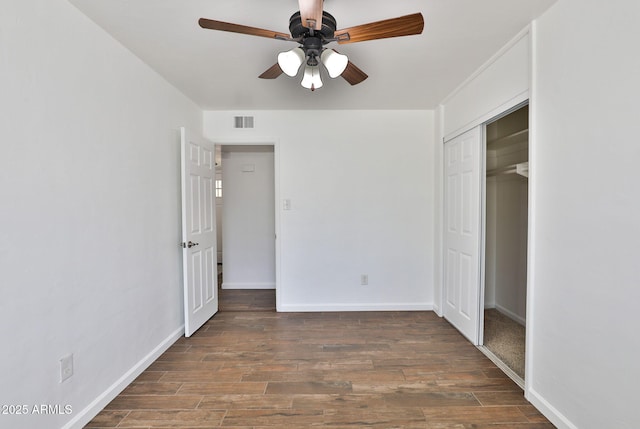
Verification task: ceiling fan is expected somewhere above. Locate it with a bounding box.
[199,0,424,91]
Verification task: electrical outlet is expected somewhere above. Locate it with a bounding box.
[60,354,73,383]
[360,274,368,285]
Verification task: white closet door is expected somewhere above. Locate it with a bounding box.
[443,127,482,344]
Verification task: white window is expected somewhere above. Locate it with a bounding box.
[215,179,222,198]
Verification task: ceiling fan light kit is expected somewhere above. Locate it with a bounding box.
[301,64,323,90]
[199,0,424,91]
[278,47,305,77]
[277,46,347,90]
[321,49,348,78]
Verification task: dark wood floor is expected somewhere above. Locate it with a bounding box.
[85,290,553,428]
[219,288,276,312]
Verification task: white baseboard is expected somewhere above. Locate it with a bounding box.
[477,345,524,389]
[62,326,185,429]
[222,282,275,290]
[433,304,442,317]
[495,304,526,326]
[525,387,578,429]
[278,303,433,312]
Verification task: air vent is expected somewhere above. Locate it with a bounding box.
[234,116,254,129]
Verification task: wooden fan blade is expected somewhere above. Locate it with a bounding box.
[259,63,284,79]
[341,61,368,85]
[298,0,323,30]
[199,18,290,40]
[335,13,424,44]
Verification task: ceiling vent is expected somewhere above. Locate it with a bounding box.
[234,116,254,129]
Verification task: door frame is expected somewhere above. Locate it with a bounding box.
[479,101,531,390]
[479,100,529,345]
[211,139,281,311]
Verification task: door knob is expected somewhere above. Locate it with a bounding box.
[180,241,200,248]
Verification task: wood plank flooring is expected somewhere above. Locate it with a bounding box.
[85,291,553,428]
[218,289,276,312]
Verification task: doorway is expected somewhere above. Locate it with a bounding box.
[216,144,277,311]
[481,104,529,385]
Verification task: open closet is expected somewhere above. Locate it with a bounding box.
[482,104,529,383]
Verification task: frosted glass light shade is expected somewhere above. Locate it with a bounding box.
[300,65,323,90]
[277,47,305,77]
[321,49,348,78]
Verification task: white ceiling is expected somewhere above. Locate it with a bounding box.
[68,0,556,110]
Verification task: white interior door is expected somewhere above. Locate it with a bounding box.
[181,127,218,337]
[443,127,482,344]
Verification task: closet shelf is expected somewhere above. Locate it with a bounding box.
[487,161,528,178]
[487,129,529,150]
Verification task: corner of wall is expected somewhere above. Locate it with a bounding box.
[525,388,579,429]
[62,327,184,429]
[432,105,445,317]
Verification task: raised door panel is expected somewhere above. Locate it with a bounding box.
[443,127,481,344]
[181,128,218,337]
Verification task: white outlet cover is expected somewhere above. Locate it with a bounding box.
[60,354,73,383]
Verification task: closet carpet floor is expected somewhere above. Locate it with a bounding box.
[85,304,553,428]
[483,309,526,379]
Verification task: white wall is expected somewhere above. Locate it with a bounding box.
[484,176,498,309]
[442,31,530,139]
[204,110,435,311]
[221,147,276,289]
[490,175,528,324]
[528,1,640,427]
[432,105,446,316]
[0,1,202,428]
[485,137,529,324]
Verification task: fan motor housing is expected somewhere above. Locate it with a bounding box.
[289,11,337,40]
